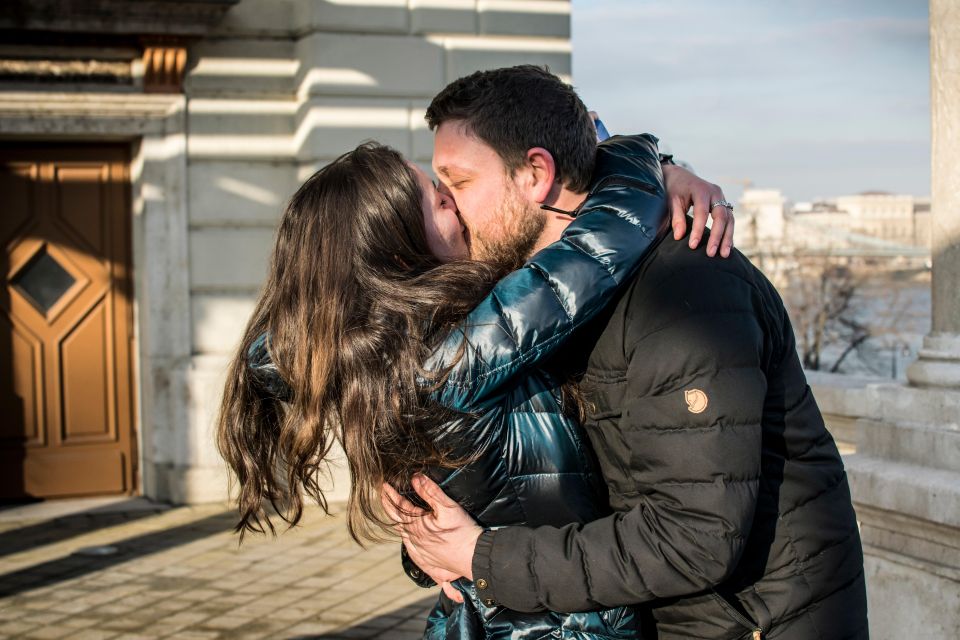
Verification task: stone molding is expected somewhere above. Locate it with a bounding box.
[848,453,960,530]
[0,91,181,136]
[856,504,960,584]
[0,58,131,85]
[907,333,960,389]
[0,91,178,118]
[143,45,188,94]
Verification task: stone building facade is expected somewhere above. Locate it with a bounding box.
[738,188,933,254]
[0,0,572,505]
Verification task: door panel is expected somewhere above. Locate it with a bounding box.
[22,449,126,496]
[0,144,135,499]
[0,315,42,444]
[61,300,112,441]
[54,165,108,256]
[0,163,34,245]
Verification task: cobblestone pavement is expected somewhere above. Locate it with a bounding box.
[0,498,436,639]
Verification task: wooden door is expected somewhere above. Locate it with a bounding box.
[0,144,136,499]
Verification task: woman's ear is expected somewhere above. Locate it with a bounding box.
[523,147,558,204]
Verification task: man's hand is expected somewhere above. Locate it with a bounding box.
[382,475,483,604]
[663,164,735,258]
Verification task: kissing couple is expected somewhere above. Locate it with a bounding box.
[218,65,867,640]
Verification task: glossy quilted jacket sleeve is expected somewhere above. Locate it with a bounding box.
[429,134,668,412]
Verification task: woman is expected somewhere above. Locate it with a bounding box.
[217,134,680,638]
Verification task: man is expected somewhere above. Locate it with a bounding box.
[385,66,868,639]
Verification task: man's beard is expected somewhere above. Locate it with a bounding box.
[470,184,547,272]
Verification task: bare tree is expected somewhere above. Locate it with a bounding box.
[757,253,870,372]
[852,271,928,378]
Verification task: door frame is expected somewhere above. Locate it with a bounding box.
[0,92,193,501]
[1,143,137,497]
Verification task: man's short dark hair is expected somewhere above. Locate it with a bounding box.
[425,65,596,193]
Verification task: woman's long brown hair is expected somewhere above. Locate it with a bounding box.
[216,142,505,543]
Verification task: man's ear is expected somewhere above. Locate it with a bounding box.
[522,147,558,204]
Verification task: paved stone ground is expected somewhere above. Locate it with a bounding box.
[0,498,436,639]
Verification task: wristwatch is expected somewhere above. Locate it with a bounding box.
[658,153,676,166]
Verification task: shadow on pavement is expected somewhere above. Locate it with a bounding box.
[0,509,235,598]
[0,497,42,512]
[289,595,436,639]
[0,498,169,559]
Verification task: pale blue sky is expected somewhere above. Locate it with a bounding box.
[571,0,930,202]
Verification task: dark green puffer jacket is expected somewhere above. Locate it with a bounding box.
[467,219,869,639]
[251,135,670,639]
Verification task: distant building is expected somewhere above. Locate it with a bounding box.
[0,0,572,505]
[739,189,787,245]
[739,188,932,254]
[836,192,919,245]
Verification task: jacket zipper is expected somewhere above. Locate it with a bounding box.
[711,592,764,639]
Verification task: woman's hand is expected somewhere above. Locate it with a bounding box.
[664,164,735,258]
[382,475,482,604]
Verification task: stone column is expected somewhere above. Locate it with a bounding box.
[845,3,960,637]
[907,0,960,388]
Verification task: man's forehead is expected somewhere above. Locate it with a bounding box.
[432,143,476,177]
[432,121,503,176]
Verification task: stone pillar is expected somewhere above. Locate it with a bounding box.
[845,3,960,637]
[907,0,960,389]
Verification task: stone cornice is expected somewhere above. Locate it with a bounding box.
[0,1,240,37]
[0,91,181,119]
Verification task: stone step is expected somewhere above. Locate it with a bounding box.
[863,382,960,427]
[857,417,960,474]
[846,453,960,530]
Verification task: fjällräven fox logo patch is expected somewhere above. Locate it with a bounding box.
[684,389,708,414]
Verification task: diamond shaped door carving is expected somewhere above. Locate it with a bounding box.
[1,145,135,499]
[12,248,78,314]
